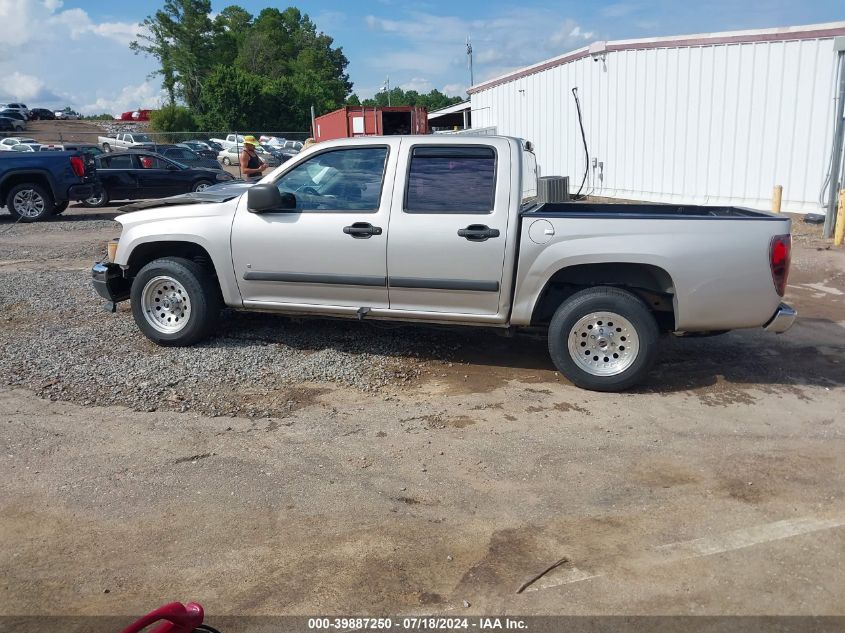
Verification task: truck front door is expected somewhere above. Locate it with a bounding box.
[385,141,510,317]
[231,141,399,309]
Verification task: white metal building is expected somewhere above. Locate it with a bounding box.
[468,22,845,213]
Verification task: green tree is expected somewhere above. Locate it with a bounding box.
[131,0,219,110]
[359,87,464,110]
[150,104,198,141]
[133,3,352,131]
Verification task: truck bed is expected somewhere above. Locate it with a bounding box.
[525,202,779,220]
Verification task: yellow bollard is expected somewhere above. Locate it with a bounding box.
[772,185,783,214]
[835,189,845,247]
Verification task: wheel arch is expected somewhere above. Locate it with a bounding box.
[530,262,677,331]
[0,170,58,203]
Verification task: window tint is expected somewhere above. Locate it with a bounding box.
[99,155,134,169]
[275,147,388,212]
[405,146,496,214]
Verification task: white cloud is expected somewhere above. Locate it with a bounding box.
[0,72,63,102]
[442,83,467,98]
[79,80,166,116]
[0,0,153,114]
[0,0,141,48]
[361,9,601,96]
[400,77,434,93]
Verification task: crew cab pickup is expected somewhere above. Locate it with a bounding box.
[91,136,795,391]
[209,134,245,150]
[1,151,100,221]
[97,133,156,153]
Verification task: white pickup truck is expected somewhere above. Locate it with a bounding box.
[92,136,795,391]
[97,132,156,153]
[209,134,245,150]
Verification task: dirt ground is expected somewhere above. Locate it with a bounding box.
[0,204,844,622]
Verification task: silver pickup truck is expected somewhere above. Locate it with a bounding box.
[97,133,156,153]
[92,136,795,391]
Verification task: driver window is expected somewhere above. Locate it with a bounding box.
[274,147,388,212]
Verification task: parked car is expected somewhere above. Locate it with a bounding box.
[0,117,14,133]
[0,103,30,119]
[55,108,80,120]
[260,143,294,164]
[178,141,217,160]
[82,151,234,208]
[200,139,223,152]
[10,143,42,152]
[90,136,796,391]
[217,145,280,167]
[97,132,156,152]
[0,150,100,221]
[0,137,38,151]
[210,133,246,150]
[0,111,27,130]
[151,144,223,170]
[29,108,55,120]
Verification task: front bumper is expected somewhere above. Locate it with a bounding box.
[764,302,797,333]
[92,262,131,308]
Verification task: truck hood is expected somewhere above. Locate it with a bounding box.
[118,180,255,213]
[116,194,241,229]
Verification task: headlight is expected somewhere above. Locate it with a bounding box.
[107,239,119,263]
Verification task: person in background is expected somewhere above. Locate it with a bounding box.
[239,136,267,179]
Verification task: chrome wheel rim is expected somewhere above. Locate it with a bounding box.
[568,311,639,376]
[12,189,46,218]
[85,193,105,206]
[141,276,191,334]
[194,182,210,192]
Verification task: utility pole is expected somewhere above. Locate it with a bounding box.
[383,76,391,106]
[466,36,474,88]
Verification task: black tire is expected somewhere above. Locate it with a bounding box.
[52,200,70,215]
[222,156,231,166]
[82,191,109,208]
[5,183,54,222]
[102,142,111,152]
[192,180,212,192]
[548,286,659,392]
[130,257,220,346]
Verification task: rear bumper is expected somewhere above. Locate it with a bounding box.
[92,262,130,304]
[68,182,100,201]
[763,302,797,333]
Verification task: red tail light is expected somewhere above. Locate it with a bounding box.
[769,234,791,297]
[69,155,85,178]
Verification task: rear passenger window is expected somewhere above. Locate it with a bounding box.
[405,146,496,214]
[100,155,134,169]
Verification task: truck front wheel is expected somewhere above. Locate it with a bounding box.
[548,287,659,392]
[130,257,220,346]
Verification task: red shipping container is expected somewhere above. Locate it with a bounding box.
[314,106,428,142]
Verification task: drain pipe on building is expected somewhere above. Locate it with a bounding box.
[824,37,845,239]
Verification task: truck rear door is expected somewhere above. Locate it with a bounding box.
[385,139,511,317]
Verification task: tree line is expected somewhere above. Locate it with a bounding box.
[133,0,464,134]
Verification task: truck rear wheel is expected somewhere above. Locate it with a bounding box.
[130,257,220,346]
[6,183,55,222]
[548,287,659,392]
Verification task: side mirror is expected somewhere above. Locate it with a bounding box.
[247,184,296,213]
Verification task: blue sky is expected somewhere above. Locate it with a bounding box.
[1,0,842,114]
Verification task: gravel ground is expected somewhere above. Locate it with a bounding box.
[0,267,461,417]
